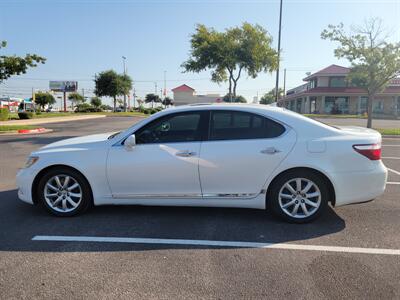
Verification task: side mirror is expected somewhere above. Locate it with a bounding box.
[124,134,136,150]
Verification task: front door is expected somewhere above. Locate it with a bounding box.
[199,110,296,197]
[107,111,207,198]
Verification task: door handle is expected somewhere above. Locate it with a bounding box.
[176,150,196,157]
[261,147,281,155]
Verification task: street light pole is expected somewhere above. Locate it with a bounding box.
[122,56,127,112]
[275,0,283,103]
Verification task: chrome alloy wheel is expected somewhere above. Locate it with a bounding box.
[278,178,321,219]
[44,174,82,213]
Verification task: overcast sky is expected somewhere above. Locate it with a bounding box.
[0,0,399,105]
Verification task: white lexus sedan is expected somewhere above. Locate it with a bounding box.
[17,104,387,223]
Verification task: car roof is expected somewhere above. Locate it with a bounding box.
[159,103,339,138]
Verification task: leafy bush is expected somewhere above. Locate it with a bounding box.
[18,112,34,119]
[150,108,158,114]
[143,109,150,115]
[0,108,9,121]
[35,111,42,115]
[75,103,91,112]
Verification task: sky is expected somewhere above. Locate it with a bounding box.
[0,0,399,107]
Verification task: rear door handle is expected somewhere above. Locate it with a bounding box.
[261,147,281,155]
[176,150,196,157]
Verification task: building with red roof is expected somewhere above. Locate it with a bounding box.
[172,84,221,105]
[279,64,400,117]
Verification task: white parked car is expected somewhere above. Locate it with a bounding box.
[17,104,387,223]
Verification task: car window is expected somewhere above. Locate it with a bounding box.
[135,112,202,144]
[209,111,285,141]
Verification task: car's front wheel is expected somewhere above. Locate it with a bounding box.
[268,170,329,223]
[37,167,92,216]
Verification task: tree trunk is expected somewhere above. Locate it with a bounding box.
[113,96,116,112]
[367,93,374,128]
[228,77,232,102]
[233,80,237,98]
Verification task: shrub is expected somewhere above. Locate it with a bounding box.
[150,108,158,114]
[0,108,9,121]
[143,109,150,115]
[75,103,92,112]
[36,111,42,115]
[18,112,34,119]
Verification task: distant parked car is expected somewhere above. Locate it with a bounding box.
[17,104,387,223]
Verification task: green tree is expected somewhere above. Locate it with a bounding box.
[162,96,173,107]
[68,92,85,109]
[90,96,102,108]
[222,94,247,103]
[145,93,161,108]
[260,88,284,105]
[182,23,278,101]
[34,92,56,111]
[94,70,132,112]
[0,40,46,83]
[321,18,400,128]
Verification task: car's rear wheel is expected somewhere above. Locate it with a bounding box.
[268,170,328,223]
[37,167,92,216]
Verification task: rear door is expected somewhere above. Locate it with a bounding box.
[199,110,296,197]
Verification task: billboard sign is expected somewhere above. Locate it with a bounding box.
[49,81,78,92]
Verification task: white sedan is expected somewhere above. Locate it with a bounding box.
[17,104,387,223]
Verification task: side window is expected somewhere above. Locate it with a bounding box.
[209,111,285,141]
[136,112,202,144]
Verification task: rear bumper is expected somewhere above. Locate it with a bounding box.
[333,162,387,207]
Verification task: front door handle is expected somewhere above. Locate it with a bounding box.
[261,147,281,155]
[176,150,196,157]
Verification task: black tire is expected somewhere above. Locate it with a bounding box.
[36,167,92,217]
[267,169,329,223]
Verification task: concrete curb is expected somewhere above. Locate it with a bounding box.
[382,135,400,139]
[0,114,106,126]
[0,128,53,136]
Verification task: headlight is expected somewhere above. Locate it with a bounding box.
[24,156,39,168]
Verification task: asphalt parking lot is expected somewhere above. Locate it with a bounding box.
[0,116,399,299]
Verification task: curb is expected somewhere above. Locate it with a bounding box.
[18,127,46,134]
[382,135,400,139]
[0,128,53,136]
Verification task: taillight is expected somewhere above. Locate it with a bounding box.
[353,144,381,160]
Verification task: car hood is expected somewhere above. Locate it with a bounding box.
[39,132,114,150]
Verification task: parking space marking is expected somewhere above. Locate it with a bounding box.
[32,235,400,256]
[382,157,400,160]
[382,145,400,147]
[387,182,400,185]
[388,168,400,176]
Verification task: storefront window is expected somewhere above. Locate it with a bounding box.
[296,98,302,113]
[325,96,349,114]
[359,96,368,114]
[373,100,384,113]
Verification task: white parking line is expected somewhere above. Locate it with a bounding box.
[387,182,400,185]
[382,157,400,160]
[32,235,400,256]
[388,168,400,176]
[382,145,400,147]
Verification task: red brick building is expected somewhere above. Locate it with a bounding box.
[279,65,400,117]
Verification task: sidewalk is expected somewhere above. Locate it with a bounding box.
[0,114,106,126]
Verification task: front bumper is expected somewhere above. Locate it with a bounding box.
[332,162,388,207]
[16,168,37,205]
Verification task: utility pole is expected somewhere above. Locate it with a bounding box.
[275,0,283,102]
[153,82,157,108]
[283,68,287,100]
[163,71,167,108]
[133,88,136,108]
[122,56,127,112]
